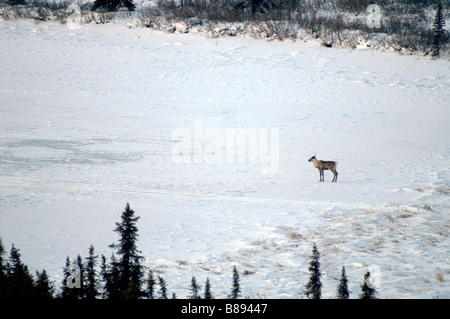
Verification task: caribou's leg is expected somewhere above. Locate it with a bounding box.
[331,170,338,182]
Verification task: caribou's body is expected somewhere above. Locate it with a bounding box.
[308,155,338,182]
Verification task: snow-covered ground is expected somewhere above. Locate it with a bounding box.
[0,20,449,298]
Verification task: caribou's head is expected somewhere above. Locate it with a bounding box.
[308,155,316,162]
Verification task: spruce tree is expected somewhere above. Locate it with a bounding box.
[6,245,35,298]
[100,254,108,298]
[146,270,156,299]
[305,243,322,299]
[360,271,378,299]
[158,275,168,299]
[100,253,121,299]
[34,270,54,299]
[100,254,112,299]
[188,276,201,299]
[228,266,241,299]
[337,266,349,299]
[204,277,214,299]
[84,245,99,299]
[0,238,7,298]
[109,203,145,299]
[432,2,446,57]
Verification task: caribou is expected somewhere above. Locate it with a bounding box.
[308,155,338,182]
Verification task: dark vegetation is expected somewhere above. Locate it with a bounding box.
[135,0,449,55]
[92,0,135,12]
[0,0,448,55]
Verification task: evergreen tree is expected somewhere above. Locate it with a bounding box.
[84,245,99,299]
[108,203,145,299]
[188,276,201,299]
[100,254,110,299]
[34,269,54,299]
[305,243,322,299]
[100,253,121,299]
[146,270,156,299]
[0,238,7,298]
[204,277,214,299]
[6,244,35,298]
[228,266,241,299]
[337,266,349,299]
[432,2,446,56]
[360,271,378,299]
[158,275,168,299]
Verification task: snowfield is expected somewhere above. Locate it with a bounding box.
[0,20,449,299]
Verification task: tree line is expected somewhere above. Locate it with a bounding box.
[1,203,377,299]
[132,0,448,56]
[1,0,448,56]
